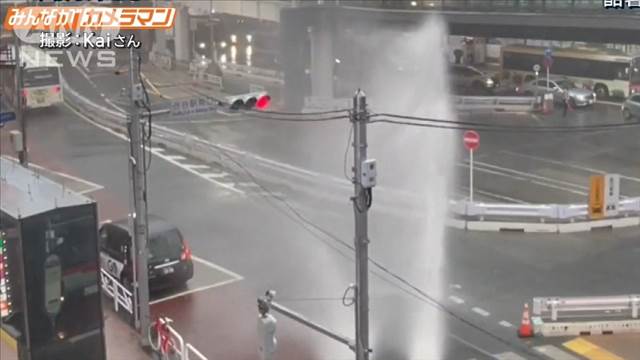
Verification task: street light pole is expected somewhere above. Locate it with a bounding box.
[351,89,370,360]
[127,47,151,347]
[13,32,27,166]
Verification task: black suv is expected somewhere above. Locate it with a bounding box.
[99,215,194,291]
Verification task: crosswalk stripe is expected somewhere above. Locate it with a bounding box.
[493,351,527,360]
[563,338,624,360]
[534,345,580,360]
[165,155,187,161]
[449,295,465,304]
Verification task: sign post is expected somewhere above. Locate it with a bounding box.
[544,48,553,89]
[589,175,605,219]
[533,64,541,98]
[463,130,480,202]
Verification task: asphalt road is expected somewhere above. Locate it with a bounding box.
[15,55,634,359]
[7,82,639,359]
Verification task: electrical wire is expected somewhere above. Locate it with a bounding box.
[241,112,350,122]
[369,118,640,133]
[372,112,640,132]
[243,108,351,116]
[206,142,538,356]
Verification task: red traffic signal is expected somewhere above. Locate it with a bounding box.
[226,91,270,111]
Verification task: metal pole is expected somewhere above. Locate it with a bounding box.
[546,65,549,90]
[352,89,369,360]
[128,47,151,346]
[469,149,474,202]
[13,32,27,166]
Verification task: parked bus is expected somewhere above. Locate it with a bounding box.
[501,45,634,99]
[0,37,64,110]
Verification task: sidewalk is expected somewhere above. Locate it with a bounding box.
[104,305,151,360]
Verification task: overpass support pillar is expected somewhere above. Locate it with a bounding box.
[174,6,191,64]
[309,17,334,99]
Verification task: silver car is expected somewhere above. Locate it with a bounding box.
[521,78,596,107]
[622,94,640,120]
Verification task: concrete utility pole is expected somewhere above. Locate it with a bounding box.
[127,47,151,346]
[13,32,27,166]
[352,89,370,360]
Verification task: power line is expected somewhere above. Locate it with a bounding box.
[208,144,541,358]
[372,112,640,132]
[369,118,640,133]
[241,112,349,122]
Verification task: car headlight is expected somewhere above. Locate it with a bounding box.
[485,78,494,86]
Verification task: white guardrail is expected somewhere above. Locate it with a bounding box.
[63,81,639,233]
[531,295,640,337]
[157,318,208,360]
[100,269,133,314]
[454,96,536,112]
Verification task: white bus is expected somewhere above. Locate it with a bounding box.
[0,36,64,110]
[501,45,633,99]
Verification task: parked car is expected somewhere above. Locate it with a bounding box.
[449,64,498,94]
[520,77,596,107]
[99,215,194,291]
[622,94,640,120]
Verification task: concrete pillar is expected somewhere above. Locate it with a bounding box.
[174,6,191,63]
[308,17,334,98]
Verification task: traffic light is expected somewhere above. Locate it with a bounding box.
[225,91,271,110]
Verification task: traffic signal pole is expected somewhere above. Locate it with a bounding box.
[127,47,151,346]
[351,89,370,360]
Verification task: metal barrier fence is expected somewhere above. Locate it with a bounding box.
[154,318,208,360]
[100,269,133,315]
[533,295,640,321]
[450,198,640,222]
[454,95,536,112]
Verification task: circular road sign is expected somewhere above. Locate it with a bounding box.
[463,130,480,151]
[533,64,541,73]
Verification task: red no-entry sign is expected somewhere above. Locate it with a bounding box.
[463,130,480,151]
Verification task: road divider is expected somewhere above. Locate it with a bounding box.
[454,96,536,113]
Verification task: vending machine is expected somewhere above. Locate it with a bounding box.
[0,158,106,360]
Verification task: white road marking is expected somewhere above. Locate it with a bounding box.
[501,150,640,184]
[449,295,465,304]
[449,284,462,290]
[530,180,587,196]
[533,345,580,360]
[192,255,243,281]
[183,164,210,170]
[202,172,228,179]
[4,156,104,194]
[65,103,246,195]
[474,160,589,190]
[149,278,240,305]
[493,352,527,360]
[164,155,187,161]
[459,186,528,204]
[150,147,165,152]
[498,320,513,328]
[472,307,490,317]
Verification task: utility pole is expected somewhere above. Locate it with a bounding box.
[127,47,151,346]
[351,89,372,360]
[13,32,27,166]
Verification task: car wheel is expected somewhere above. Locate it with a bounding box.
[622,108,632,120]
[594,84,609,99]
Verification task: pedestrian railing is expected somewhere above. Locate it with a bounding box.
[100,269,133,315]
[451,198,640,223]
[454,96,536,112]
[157,318,208,360]
[533,295,640,321]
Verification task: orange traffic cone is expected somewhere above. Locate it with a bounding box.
[517,303,534,338]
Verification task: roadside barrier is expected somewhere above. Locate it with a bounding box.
[100,269,133,315]
[454,95,536,112]
[531,295,640,337]
[155,318,208,360]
